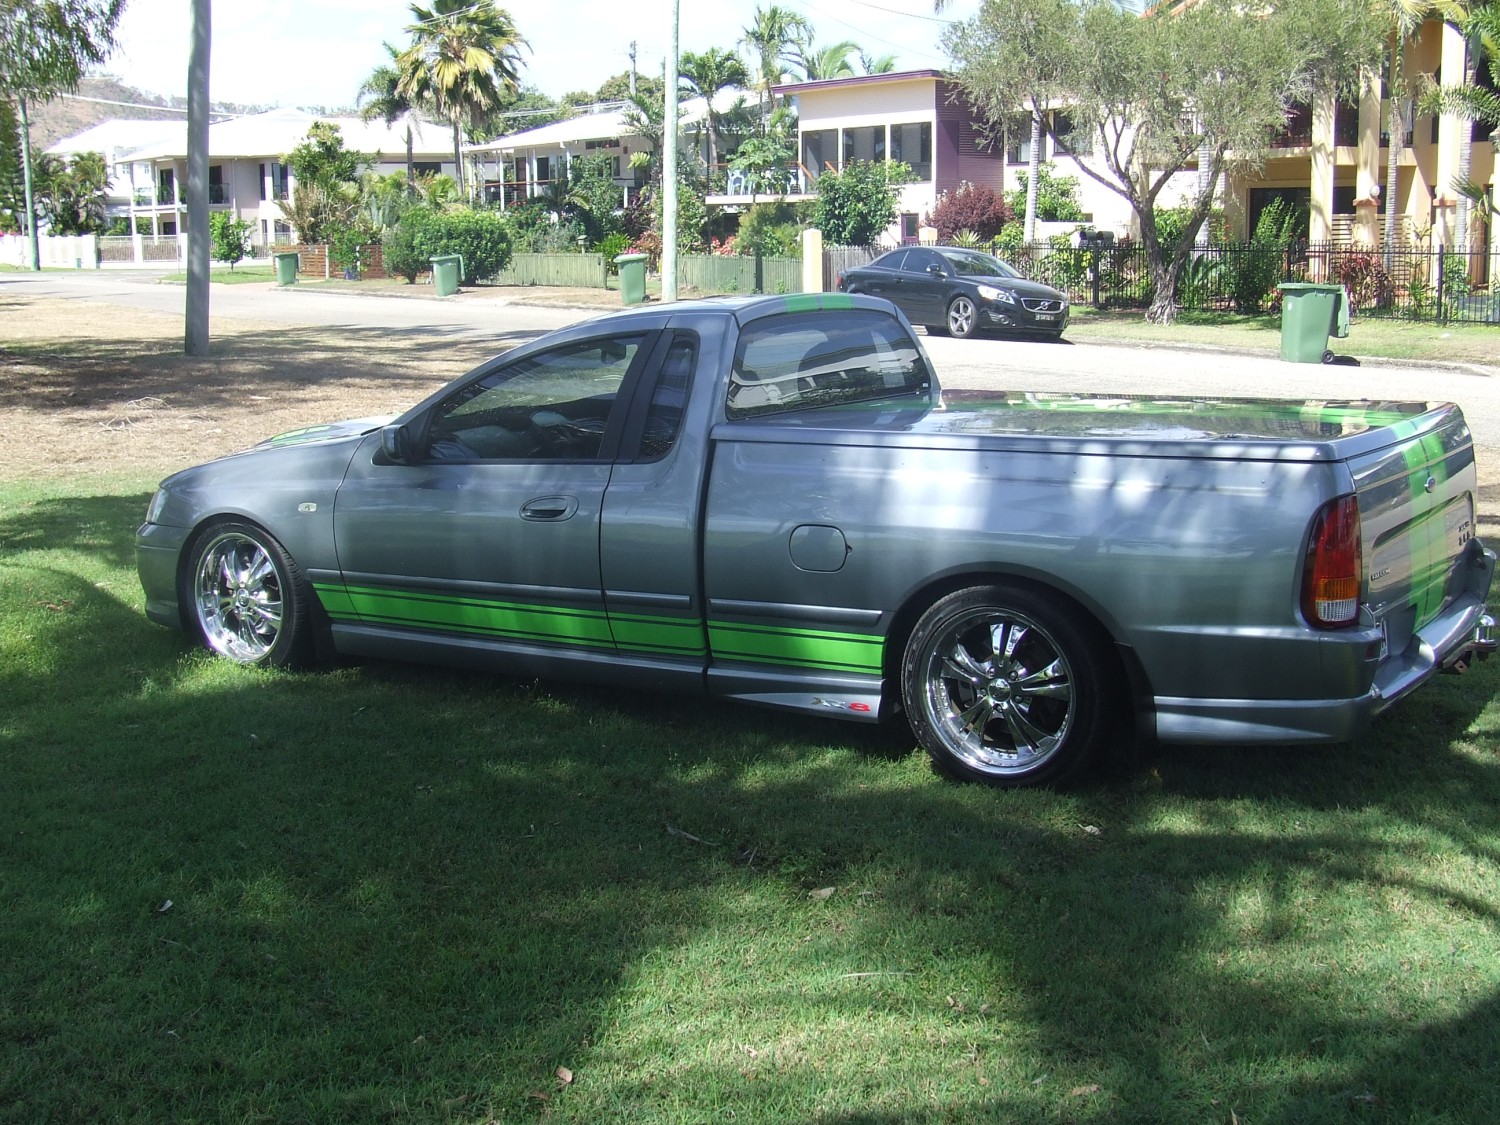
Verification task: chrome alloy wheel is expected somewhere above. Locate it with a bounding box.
[920,607,1074,775]
[193,530,286,663]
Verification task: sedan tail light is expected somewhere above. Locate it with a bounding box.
[1302,495,1361,628]
[835,271,845,290]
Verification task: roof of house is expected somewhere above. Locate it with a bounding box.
[467,94,733,155]
[46,118,186,158]
[118,108,452,163]
[771,69,946,96]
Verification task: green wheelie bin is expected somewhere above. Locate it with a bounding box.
[431,253,464,297]
[274,251,300,286]
[1278,282,1350,363]
[614,253,648,306]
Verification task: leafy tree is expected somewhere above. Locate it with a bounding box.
[813,159,913,244]
[397,0,526,196]
[562,151,626,245]
[284,122,366,243]
[424,208,512,282]
[738,199,806,256]
[680,48,751,172]
[592,71,666,107]
[381,205,439,281]
[1005,163,1085,223]
[947,0,1381,321]
[860,51,897,74]
[209,211,252,269]
[730,103,798,192]
[0,0,125,264]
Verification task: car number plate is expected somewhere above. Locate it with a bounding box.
[1035,313,1057,322]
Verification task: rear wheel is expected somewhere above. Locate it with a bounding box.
[901,584,1117,787]
[184,521,314,668]
[946,296,979,339]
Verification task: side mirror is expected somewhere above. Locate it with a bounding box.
[380,423,413,464]
[927,264,945,276]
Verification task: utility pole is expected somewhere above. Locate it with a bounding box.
[662,2,679,302]
[629,41,637,97]
[184,0,211,355]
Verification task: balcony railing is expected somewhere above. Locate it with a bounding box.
[707,164,813,198]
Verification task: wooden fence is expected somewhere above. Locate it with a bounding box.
[494,253,609,288]
[678,254,802,295]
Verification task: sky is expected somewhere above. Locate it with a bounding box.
[97,0,979,112]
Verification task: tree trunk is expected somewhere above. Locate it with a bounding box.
[1023,107,1042,243]
[184,0,211,357]
[451,119,465,197]
[405,121,415,193]
[18,97,39,272]
[1383,39,1404,269]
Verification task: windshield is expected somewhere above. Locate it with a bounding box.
[938,250,1021,279]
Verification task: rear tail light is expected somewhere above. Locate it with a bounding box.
[1302,495,1362,628]
[835,271,845,290]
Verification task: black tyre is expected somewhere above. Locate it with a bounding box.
[946,295,979,339]
[183,521,314,668]
[901,584,1118,787]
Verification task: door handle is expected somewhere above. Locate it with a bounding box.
[520,495,579,521]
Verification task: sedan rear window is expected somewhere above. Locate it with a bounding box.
[727,309,932,420]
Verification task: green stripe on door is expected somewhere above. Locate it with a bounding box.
[708,621,884,675]
[312,582,883,673]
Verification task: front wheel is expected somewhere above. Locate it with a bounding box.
[184,521,314,667]
[946,296,979,339]
[901,584,1118,787]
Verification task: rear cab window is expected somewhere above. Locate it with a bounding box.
[726,309,933,420]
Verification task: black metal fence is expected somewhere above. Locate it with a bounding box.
[1005,241,1500,325]
[826,241,1500,325]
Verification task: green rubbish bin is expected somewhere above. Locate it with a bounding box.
[431,253,464,297]
[1278,282,1349,363]
[614,252,648,306]
[274,251,300,286]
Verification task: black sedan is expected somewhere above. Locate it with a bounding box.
[837,246,1070,339]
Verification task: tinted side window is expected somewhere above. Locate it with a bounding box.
[905,249,943,274]
[876,250,909,272]
[426,335,644,461]
[727,310,931,420]
[638,337,696,460]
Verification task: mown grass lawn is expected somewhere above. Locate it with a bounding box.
[3,471,1499,1125]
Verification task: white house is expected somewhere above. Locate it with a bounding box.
[116,108,456,248]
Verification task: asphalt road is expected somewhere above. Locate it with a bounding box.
[8,268,1497,452]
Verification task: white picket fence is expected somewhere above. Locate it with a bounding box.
[0,232,191,268]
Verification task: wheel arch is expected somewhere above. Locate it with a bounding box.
[881,565,1151,729]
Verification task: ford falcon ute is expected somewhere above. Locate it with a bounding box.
[137,294,1496,787]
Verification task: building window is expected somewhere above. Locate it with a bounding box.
[158,168,176,204]
[891,122,931,181]
[1051,113,1091,157]
[842,125,885,166]
[900,212,919,242]
[208,164,225,205]
[802,129,837,177]
[269,161,289,201]
[535,156,555,184]
[259,162,267,201]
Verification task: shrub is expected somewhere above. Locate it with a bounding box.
[424,209,513,283]
[596,231,630,273]
[1007,164,1086,223]
[813,160,912,245]
[209,212,252,269]
[328,219,380,277]
[382,207,439,283]
[1330,250,1394,312]
[737,201,803,258]
[926,182,1012,243]
[1227,198,1299,314]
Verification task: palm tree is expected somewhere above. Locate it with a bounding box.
[860,51,898,74]
[1378,0,1467,261]
[680,47,751,173]
[789,38,861,81]
[397,0,526,197]
[359,43,424,192]
[741,4,812,115]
